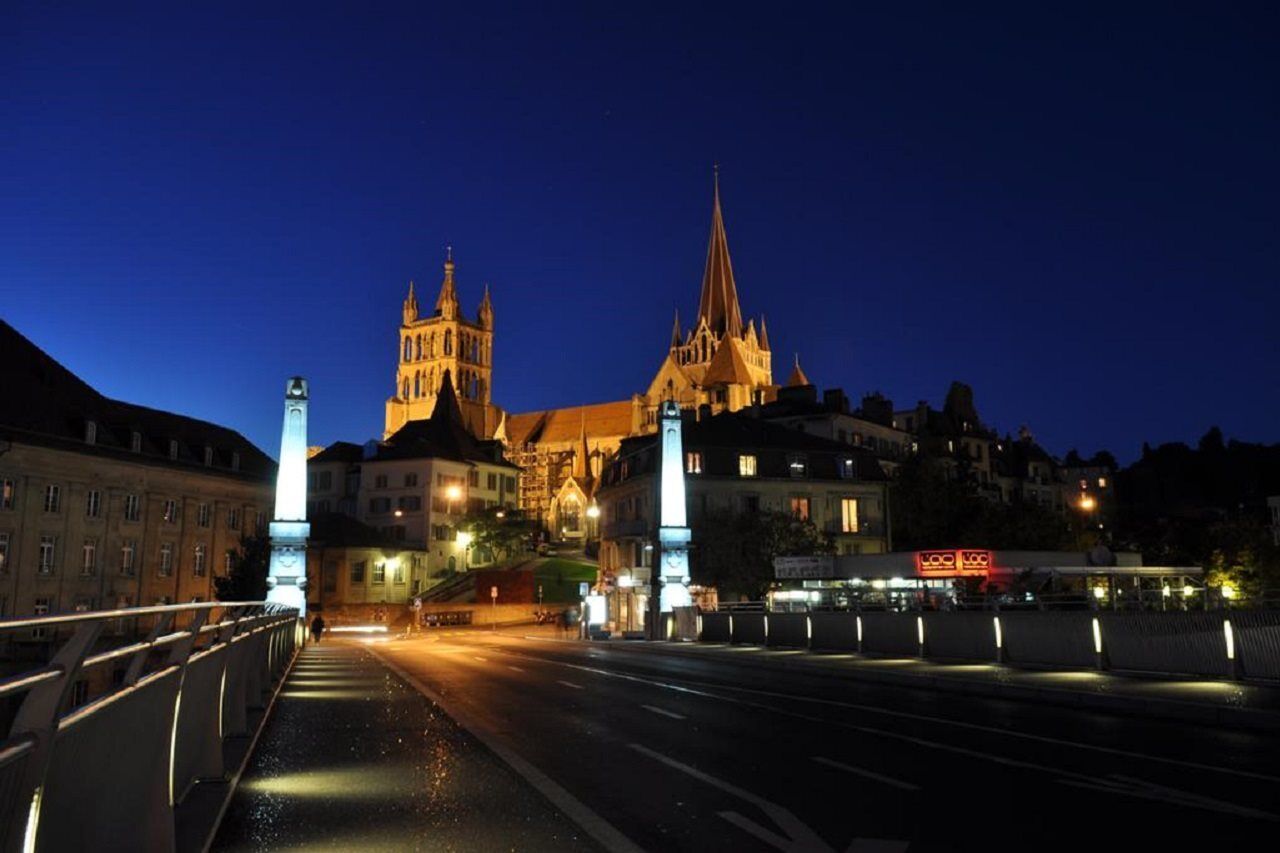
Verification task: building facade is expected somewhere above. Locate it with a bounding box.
[0,321,274,622]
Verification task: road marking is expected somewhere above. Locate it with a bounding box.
[557,680,584,690]
[1057,774,1278,821]
[473,656,488,662]
[630,743,907,852]
[365,647,645,853]
[508,665,525,673]
[508,647,1280,784]
[642,704,686,720]
[811,756,919,791]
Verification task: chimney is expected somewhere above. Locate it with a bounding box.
[823,388,850,414]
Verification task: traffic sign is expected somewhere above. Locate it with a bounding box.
[579,581,590,597]
[490,585,499,600]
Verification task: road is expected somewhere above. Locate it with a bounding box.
[367,631,1280,852]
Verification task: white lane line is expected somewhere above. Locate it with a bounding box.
[642,704,686,720]
[510,649,1280,784]
[365,647,645,853]
[508,665,525,673]
[811,756,920,791]
[557,680,584,690]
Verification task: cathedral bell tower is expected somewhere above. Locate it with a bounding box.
[385,249,502,439]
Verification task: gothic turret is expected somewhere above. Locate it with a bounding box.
[403,281,419,325]
[478,283,494,330]
[787,353,810,387]
[758,314,771,351]
[670,309,682,349]
[436,248,458,320]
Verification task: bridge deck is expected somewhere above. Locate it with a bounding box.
[211,642,599,852]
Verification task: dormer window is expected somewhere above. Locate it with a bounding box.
[204,446,214,466]
[788,456,807,478]
[231,452,240,471]
[168,439,179,460]
[131,432,142,453]
[84,421,97,445]
[839,458,856,479]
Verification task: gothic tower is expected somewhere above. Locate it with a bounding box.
[385,250,503,439]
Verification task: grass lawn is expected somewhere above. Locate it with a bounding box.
[533,558,598,603]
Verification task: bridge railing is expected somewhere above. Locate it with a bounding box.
[0,601,301,853]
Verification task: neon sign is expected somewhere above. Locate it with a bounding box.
[916,549,992,575]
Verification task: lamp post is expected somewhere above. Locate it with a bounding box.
[457,530,472,573]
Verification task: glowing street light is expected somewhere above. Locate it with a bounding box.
[1221,584,1236,600]
[1078,494,1097,511]
[456,531,473,549]
[446,485,462,501]
[586,504,600,519]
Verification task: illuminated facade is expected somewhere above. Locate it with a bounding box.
[267,377,310,615]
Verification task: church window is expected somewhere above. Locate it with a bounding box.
[444,329,452,355]
[413,372,421,398]
[402,378,410,399]
[427,334,434,357]
[415,335,422,360]
[403,337,412,362]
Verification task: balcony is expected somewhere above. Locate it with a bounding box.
[824,519,886,537]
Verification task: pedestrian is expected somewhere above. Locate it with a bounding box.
[310,613,326,644]
[559,608,570,638]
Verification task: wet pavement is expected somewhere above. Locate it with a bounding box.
[212,642,600,852]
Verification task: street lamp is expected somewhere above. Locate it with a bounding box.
[457,530,472,572]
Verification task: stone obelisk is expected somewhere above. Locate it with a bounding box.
[657,400,693,613]
[267,377,310,615]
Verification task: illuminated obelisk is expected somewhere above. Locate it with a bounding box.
[267,377,310,615]
[657,399,693,613]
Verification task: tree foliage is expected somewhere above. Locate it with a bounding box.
[214,533,270,602]
[691,509,833,600]
[461,507,536,565]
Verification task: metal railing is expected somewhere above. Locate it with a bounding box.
[0,601,301,853]
[758,586,1280,614]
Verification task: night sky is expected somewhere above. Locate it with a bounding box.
[3,3,1276,462]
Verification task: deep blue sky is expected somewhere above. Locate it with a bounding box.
[3,2,1277,462]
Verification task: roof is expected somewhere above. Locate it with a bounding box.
[506,399,635,447]
[375,370,518,468]
[702,336,755,386]
[696,173,744,339]
[309,512,417,549]
[309,441,364,465]
[786,354,811,387]
[0,320,274,481]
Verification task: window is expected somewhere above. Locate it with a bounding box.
[317,470,333,490]
[33,597,50,641]
[81,488,100,518]
[0,478,12,509]
[1098,477,1108,489]
[487,473,497,490]
[121,540,136,575]
[738,455,758,477]
[790,497,810,521]
[374,474,388,489]
[227,508,240,530]
[351,561,366,583]
[193,544,206,576]
[163,499,178,523]
[369,497,392,514]
[841,498,860,534]
[81,539,97,576]
[323,562,338,593]
[38,535,56,574]
[373,562,386,584]
[393,561,405,584]
[124,494,140,522]
[505,476,516,492]
[468,470,479,487]
[131,431,142,453]
[405,473,418,487]
[398,495,421,511]
[788,457,808,478]
[839,458,856,479]
[159,543,173,576]
[85,422,96,444]
[686,452,703,474]
[168,439,179,460]
[197,503,210,527]
[0,532,9,572]
[44,484,61,513]
[204,446,214,466]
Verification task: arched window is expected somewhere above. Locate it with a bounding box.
[413,372,420,398]
[428,333,434,358]
[402,378,409,399]
[415,335,422,360]
[444,329,452,356]
[470,374,479,399]
[403,337,412,362]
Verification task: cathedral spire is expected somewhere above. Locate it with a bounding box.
[787,352,810,387]
[436,248,458,319]
[670,309,682,349]
[697,166,744,340]
[758,314,771,351]
[403,280,419,324]
[478,282,494,329]
[573,409,590,479]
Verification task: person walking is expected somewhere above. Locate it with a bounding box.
[310,613,326,644]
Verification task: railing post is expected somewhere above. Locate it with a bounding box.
[123,613,175,686]
[3,622,101,853]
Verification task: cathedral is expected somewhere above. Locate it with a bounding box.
[384,176,796,535]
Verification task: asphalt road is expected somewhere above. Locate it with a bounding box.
[368,631,1280,852]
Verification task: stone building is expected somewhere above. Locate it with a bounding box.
[0,321,274,621]
[384,250,505,441]
[596,408,890,624]
[304,512,430,620]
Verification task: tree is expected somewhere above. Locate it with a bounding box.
[214,533,270,602]
[692,509,833,600]
[461,507,535,565]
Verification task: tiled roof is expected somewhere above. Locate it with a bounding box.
[0,320,274,480]
[309,441,364,465]
[506,399,634,447]
[376,370,518,468]
[702,336,755,386]
[696,174,744,338]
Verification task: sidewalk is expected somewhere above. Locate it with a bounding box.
[547,636,1280,732]
[211,642,599,852]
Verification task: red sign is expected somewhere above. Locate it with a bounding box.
[916,549,992,576]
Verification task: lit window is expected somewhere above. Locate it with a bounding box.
[193,544,206,576]
[790,497,810,521]
[1098,477,1107,488]
[841,498,860,534]
[789,457,807,478]
[44,484,60,513]
[686,452,703,474]
[373,562,386,584]
[839,458,856,479]
[393,562,405,584]
[738,455,757,477]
